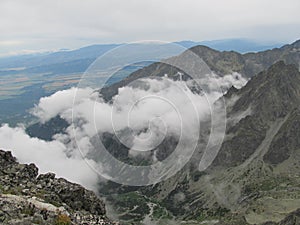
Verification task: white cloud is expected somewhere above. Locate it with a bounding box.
[0,124,98,191]
[0,73,248,187]
[199,72,248,93]
[0,40,22,46]
[32,87,94,123]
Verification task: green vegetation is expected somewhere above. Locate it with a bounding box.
[152,205,171,220]
[243,176,294,194]
[196,207,230,222]
[21,206,35,216]
[1,186,23,195]
[113,192,149,209]
[109,191,153,222]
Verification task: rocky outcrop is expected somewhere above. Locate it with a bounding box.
[0,150,118,225]
[263,107,300,165]
[262,208,300,225]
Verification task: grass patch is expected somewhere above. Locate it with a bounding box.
[55,214,71,225]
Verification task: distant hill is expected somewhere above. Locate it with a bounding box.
[0,44,120,69]
[0,39,284,71]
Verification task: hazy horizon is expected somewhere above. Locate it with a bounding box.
[1,0,299,57]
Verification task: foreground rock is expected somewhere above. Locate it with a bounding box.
[0,150,118,225]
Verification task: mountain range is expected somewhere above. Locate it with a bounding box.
[3,38,300,224]
[100,39,300,101]
[0,39,282,71]
[93,40,300,224]
[0,39,288,125]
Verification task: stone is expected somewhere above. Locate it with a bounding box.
[0,149,118,225]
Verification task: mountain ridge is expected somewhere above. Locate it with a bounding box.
[100,39,300,101]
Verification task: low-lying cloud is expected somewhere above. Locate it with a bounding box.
[0,72,247,188]
[0,124,99,191]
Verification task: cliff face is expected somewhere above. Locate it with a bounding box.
[0,150,117,225]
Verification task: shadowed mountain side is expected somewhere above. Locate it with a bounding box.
[125,61,300,224]
[213,61,300,167]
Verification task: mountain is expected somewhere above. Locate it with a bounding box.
[0,149,118,225]
[100,39,300,101]
[0,44,120,69]
[23,41,300,224]
[95,61,300,224]
[213,61,300,167]
[190,40,300,77]
[177,39,282,53]
[0,39,284,72]
[0,39,293,126]
[138,61,300,224]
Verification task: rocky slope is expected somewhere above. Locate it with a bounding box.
[165,62,300,223]
[214,61,300,167]
[0,150,118,225]
[190,40,300,77]
[99,61,300,225]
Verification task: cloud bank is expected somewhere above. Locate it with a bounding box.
[0,124,98,191]
[0,73,247,188]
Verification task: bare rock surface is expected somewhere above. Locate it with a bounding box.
[0,149,119,225]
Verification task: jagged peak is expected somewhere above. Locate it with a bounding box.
[291,39,300,48]
[189,44,220,54]
[246,60,299,89]
[225,85,239,98]
[266,60,297,71]
[227,60,300,120]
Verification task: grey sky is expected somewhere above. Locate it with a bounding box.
[0,0,300,56]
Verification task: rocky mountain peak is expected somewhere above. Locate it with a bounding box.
[213,61,300,168]
[98,39,300,104]
[0,150,118,225]
[228,61,300,119]
[289,39,300,49]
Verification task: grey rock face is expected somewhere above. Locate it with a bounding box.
[262,208,300,225]
[0,150,118,225]
[213,61,300,167]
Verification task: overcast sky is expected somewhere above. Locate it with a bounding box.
[0,0,300,56]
